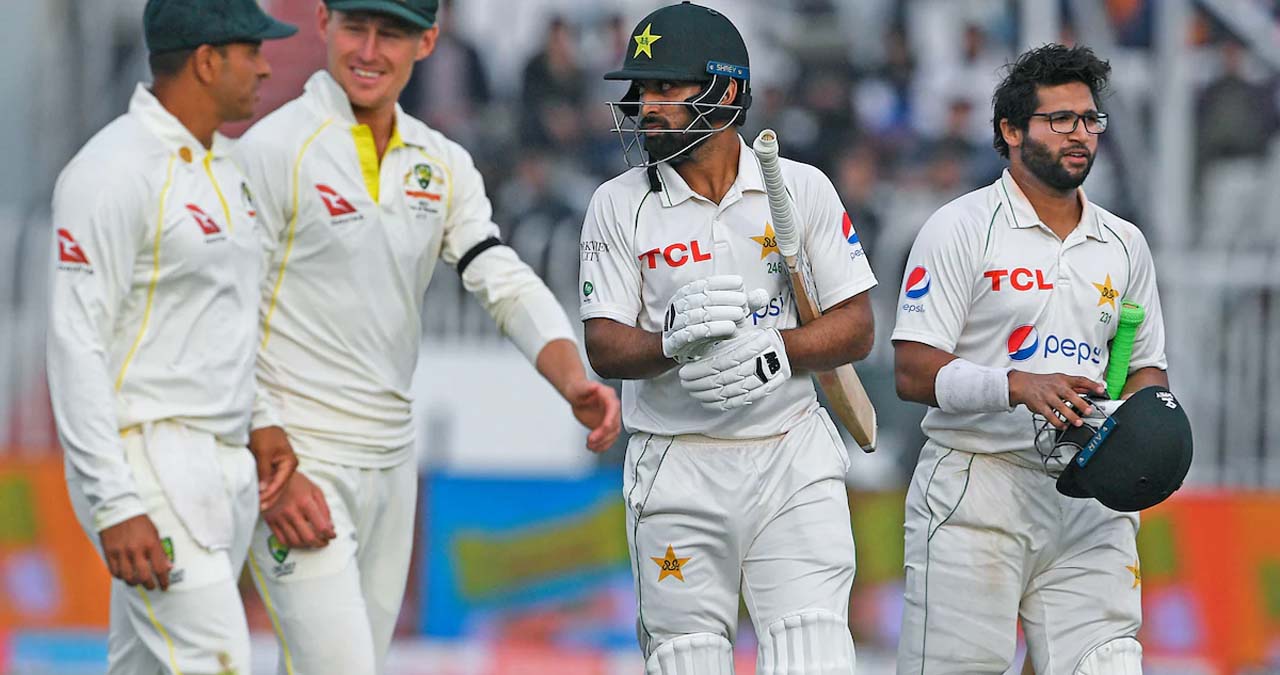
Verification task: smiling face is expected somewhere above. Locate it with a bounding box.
[1004,82,1101,192]
[318,7,437,116]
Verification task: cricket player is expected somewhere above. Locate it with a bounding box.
[891,44,1169,674]
[47,1,297,672]
[233,1,621,672]
[580,3,877,672]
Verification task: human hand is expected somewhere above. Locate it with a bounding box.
[1008,371,1106,430]
[248,426,298,511]
[261,471,336,549]
[563,379,622,452]
[678,328,790,410]
[98,514,172,591]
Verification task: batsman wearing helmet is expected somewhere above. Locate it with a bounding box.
[232,1,620,672]
[580,3,878,672]
[891,44,1189,674]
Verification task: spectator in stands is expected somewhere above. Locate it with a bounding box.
[520,15,587,151]
[401,0,491,147]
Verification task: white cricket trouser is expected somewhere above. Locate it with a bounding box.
[67,421,258,675]
[897,441,1143,675]
[624,409,857,664]
[247,436,417,675]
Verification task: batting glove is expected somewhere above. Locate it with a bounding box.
[678,328,791,410]
[662,275,762,363]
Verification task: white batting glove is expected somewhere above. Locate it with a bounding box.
[677,328,791,411]
[662,275,752,363]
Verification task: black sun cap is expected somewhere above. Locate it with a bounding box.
[604,2,749,84]
[1056,386,1193,512]
[144,0,297,53]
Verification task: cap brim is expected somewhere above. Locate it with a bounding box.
[1055,460,1092,499]
[253,18,299,41]
[326,1,434,29]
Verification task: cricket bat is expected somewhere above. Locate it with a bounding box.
[752,129,878,452]
[1104,300,1145,399]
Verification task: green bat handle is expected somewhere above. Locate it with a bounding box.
[1105,301,1145,399]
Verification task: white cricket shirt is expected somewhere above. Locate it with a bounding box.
[48,85,265,530]
[235,71,572,467]
[579,136,878,438]
[891,170,1167,462]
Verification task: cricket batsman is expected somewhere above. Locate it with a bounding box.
[580,3,878,672]
[47,1,298,672]
[891,44,1182,674]
[232,1,621,673]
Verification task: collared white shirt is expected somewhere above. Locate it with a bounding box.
[580,136,878,438]
[892,169,1167,462]
[48,85,265,530]
[235,71,572,467]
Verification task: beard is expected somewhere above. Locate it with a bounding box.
[1020,135,1094,192]
[640,112,711,165]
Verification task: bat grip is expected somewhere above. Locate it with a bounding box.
[1104,301,1145,400]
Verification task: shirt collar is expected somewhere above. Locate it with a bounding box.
[130,84,234,159]
[304,70,428,148]
[996,169,1106,242]
[654,134,764,207]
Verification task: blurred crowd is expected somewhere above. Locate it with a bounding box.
[401,0,1280,290]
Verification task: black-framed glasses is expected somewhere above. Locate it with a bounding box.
[1029,111,1109,134]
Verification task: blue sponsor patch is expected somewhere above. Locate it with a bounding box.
[706,61,749,79]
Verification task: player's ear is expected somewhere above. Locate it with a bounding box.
[190,44,220,86]
[999,117,1022,151]
[316,2,331,42]
[416,26,440,61]
[720,78,738,106]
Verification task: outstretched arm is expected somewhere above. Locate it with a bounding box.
[537,338,621,452]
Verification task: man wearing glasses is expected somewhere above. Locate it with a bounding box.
[891,45,1168,674]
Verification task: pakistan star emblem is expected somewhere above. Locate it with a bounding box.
[651,544,691,582]
[633,23,662,59]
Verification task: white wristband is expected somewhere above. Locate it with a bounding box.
[934,358,1013,414]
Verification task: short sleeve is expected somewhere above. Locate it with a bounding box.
[797,166,878,309]
[1120,228,1167,371]
[890,208,983,353]
[579,187,642,325]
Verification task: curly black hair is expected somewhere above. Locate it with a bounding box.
[991,44,1112,158]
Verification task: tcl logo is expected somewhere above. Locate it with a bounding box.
[639,240,712,269]
[984,268,1054,292]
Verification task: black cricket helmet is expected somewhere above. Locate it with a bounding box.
[1035,386,1193,512]
[604,2,752,167]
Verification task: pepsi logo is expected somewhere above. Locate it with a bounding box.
[904,266,931,299]
[1007,324,1039,361]
[842,212,859,245]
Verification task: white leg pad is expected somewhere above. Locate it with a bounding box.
[1075,637,1143,675]
[645,633,735,675]
[756,610,856,675]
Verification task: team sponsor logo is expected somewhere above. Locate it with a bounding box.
[842,212,866,261]
[185,204,225,241]
[984,268,1054,292]
[1092,274,1118,309]
[267,534,296,577]
[1156,391,1178,409]
[750,222,779,260]
[651,544,690,582]
[56,229,92,271]
[240,182,257,219]
[638,240,712,269]
[315,184,361,224]
[904,266,930,300]
[750,290,789,326]
[1007,324,1040,361]
[1006,324,1103,365]
[581,240,609,262]
[582,281,594,297]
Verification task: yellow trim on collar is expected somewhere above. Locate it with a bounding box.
[351,124,405,203]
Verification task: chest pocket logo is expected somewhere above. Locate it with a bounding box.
[185,204,225,242]
[316,184,357,217]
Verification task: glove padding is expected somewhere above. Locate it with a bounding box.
[662,275,754,363]
[678,328,791,410]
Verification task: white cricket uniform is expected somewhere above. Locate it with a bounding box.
[580,136,877,671]
[234,70,574,675]
[891,170,1167,675]
[48,84,263,675]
